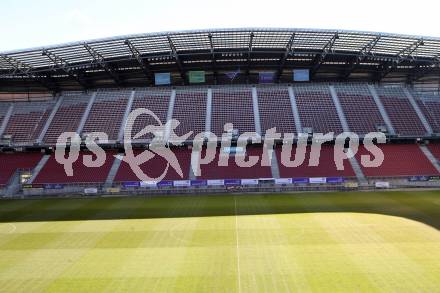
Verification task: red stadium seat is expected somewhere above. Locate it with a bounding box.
[33,151,116,184]
[197,146,273,180]
[257,86,296,134]
[114,147,192,182]
[275,144,355,178]
[355,144,438,177]
[0,153,43,186]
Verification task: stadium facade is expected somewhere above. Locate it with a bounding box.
[1,28,440,197]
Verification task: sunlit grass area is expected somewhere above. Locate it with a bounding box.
[1,191,440,292]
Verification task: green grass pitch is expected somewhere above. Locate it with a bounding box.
[1,190,440,292]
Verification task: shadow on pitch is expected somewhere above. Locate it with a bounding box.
[0,191,440,230]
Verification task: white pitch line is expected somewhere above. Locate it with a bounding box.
[234,196,242,293]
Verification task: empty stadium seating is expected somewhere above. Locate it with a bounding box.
[293,85,343,134]
[0,152,43,186]
[426,143,440,161]
[3,101,55,144]
[197,146,273,179]
[172,89,207,138]
[0,103,11,130]
[376,87,426,136]
[127,88,171,141]
[355,144,438,177]
[33,151,116,184]
[82,90,130,141]
[211,87,255,137]
[335,85,385,134]
[257,86,296,134]
[114,147,192,182]
[0,85,439,146]
[44,93,91,144]
[413,93,440,133]
[275,144,355,178]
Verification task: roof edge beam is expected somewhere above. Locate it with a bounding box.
[42,49,87,88]
[124,39,152,84]
[246,32,255,81]
[378,38,424,81]
[83,43,122,86]
[0,54,58,91]
[208,34,218,83]
[276,32,295,82]
[167,35,186,83]
[342,35,380,79]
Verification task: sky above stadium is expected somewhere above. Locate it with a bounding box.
[1,0,439,51]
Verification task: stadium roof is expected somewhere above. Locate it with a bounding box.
[1,28,439,92]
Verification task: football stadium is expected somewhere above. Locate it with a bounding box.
[1,19,440,293]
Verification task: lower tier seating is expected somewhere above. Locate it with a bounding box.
[197,146,273,179]
[114,147,192,182]
[0,152,43,186]
[355,144,438,177]
[33,151,116,184]
[275,144,355,178]
[427,143,440,161]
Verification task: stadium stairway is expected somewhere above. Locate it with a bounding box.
[117,90,135,142]
[76,92,97,134]
[368,85,396,135]
[252,87,262,136]
[105,153,124,187]
[28,154,51,184]
[346,148,367,184]
[3,170,21,197]
[37,96,64,144]
[404,88,433,135]
[287,86,303,134]
[164,89,177,141]
[419,145,440,173]
[189,148,199,180]
[329,85,350,132]
[205,88,212,133]
[270,147,280,178]
[0,103,14,137]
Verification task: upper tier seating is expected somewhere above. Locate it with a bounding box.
[335,85,385,134]
[0,85,438,147]
[44,93,91,144]
[275,144,355,178]
[114,147,192,182]
[293,85,343,134]
[0,152,43,187]
[257,86,296,134]
[211,87,255,137]
[376,87,426,136]
[413,92,440,133]
[3,101,56,144]
[82,90,130,141]
[172,89,207,138]
[33,151,116,184]
[355,144,438,177]
[197,146,273,179]
[127,88,171,141]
